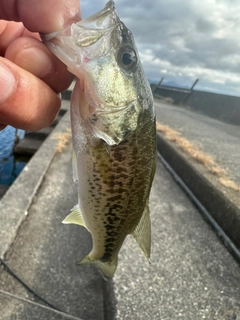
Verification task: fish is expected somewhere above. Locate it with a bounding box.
[42,0,156,279]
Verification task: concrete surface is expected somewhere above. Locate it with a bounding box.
[155,100,240,185]
[112,159,240,320]
[0,140,104,320]
[0,108,70,260]
[155,100,240,249]
[152,84,240,126]
[13,138,44,156]
[24,127,53,140]
[0,186,9,199]
[1,96,240,319]
[0,105,240,319]
[13,108,67,156]
[0,291,84,320]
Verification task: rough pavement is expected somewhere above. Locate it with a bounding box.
[0,139,104,320]
[155,100,240,185]
[155,99,240,250]
[0,109,240,318]
[112,159,240,319]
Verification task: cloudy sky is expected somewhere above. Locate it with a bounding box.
[81,0,240,96]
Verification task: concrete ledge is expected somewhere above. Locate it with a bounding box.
[13,138,44,156]
[62,90,72,101]
[0,290,83,320]
[157,132,240,250]
[0,186,9,198]
[152,86,240,126]
[0,105,70,259]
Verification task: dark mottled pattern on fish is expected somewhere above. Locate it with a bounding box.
[77,106,155,263]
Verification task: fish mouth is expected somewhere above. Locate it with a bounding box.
[81,1,117,28]
[42,1,119,43]
[41,1,120,73]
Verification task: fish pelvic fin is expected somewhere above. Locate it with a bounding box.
[62,204,85,227]
[78,255,118,280]
[131,200,151,261]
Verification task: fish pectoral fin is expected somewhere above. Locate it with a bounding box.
[62,205,85,227]
[131,200,151,261]
[72,150,78,183]
[78,255,118,279]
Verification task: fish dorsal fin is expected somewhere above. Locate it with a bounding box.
[72,150,78,183]
[131,200,151,260]
[62,205,85,227]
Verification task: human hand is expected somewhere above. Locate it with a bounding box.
[0,0,80,131]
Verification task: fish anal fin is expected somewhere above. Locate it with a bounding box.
[131,200,151,261]
[62,204,85,227]
[77,255,118,279]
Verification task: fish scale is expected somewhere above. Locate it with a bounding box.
[42,0,156,278]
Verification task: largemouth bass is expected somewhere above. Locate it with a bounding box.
[43,0,156,279]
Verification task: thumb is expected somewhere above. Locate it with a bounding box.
[0,58,61,131]
[0,0,81,33]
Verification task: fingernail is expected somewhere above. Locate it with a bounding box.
[0,62,15,104]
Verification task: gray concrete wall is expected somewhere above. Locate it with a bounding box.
[152,84,240,126]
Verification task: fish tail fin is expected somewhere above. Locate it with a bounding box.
[77,255,118,279]
[131,200,151,261]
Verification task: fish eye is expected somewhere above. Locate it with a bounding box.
[117,46,137,71]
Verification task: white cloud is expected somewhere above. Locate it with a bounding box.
[81,0,240,95]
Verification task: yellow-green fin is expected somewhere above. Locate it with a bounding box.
[78,255,118,279]
[131,200,151,261]
[62,205,85,227]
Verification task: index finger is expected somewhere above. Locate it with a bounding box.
[0,0,81,33]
